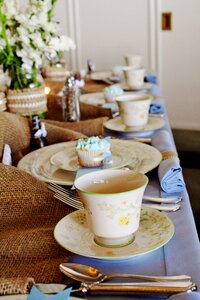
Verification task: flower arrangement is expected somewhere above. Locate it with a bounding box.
[0,0,75,90]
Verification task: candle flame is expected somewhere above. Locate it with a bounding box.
[45,86,51,95]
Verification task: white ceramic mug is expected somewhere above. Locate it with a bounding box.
[123,66,146,89]
[124,54,143,68]
[74,169,148,248]
[116,93,152,127]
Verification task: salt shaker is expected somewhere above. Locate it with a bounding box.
[62,74,80,122]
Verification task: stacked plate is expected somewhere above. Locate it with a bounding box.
[18,139,162,186]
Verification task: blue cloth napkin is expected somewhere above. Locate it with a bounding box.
[151,130,185,193]
[168,292,200,300]
[149,103,164,114]
[145,74,158,84]
[28,285,72,300]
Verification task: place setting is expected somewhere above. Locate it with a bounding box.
[104,93,165,138]
[51,168,195,295]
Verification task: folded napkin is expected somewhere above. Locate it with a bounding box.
[145,73,157,84]
[149,102,164,114]
[28,285,72,300]
[151,130,185,194]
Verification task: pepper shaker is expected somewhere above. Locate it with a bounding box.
[62,74,80,122]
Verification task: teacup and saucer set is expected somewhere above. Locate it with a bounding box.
[54,169,174,260]
[104,93,165,139]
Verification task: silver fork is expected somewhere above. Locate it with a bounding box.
[48,184,181,212]
[48,183,182,203]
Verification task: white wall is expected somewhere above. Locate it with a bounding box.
[55,0,200,130]
[159,0,200,130]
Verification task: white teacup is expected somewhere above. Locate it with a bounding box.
[124,54,143,68]
[123,66,146,89]
[74,169,148,248]
[116,93,152,127]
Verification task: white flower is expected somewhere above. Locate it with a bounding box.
[60,35,76,51]
[0,0,76,89]
[0,38,6,48]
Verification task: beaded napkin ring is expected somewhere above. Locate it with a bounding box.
[162,150,178,161]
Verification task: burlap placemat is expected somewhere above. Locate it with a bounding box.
[0,112,109,165]
[0,112,31,164]
[0,164,74,295]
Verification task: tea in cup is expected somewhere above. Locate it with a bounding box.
[123,66,146,89]
[74,169,148,248]
[124,54,143,68]
[116,93,152,127]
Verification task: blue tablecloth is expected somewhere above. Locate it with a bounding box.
[69,83,200,299]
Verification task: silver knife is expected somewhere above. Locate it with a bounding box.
[34,281,197,295]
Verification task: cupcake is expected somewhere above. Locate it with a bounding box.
[76,136,111,167]
[104,85,124,103]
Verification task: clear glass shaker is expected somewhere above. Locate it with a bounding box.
[62,74,80,122]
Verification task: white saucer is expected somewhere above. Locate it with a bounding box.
[104,117,165,133]
[54,207,174,260]
[120,82,152,91]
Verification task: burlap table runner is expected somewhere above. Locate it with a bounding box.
[44,116,108,137]
[46,94,112,121]
[0,112,108,165]
[0,163,75,295]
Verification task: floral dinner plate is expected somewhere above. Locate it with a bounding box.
[54,207,174,260]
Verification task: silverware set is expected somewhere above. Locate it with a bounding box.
[54,263,196,295]
[35,262,197,295]
[48,183,182,212]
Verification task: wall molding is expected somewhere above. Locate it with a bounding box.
[148,0,162,81]
[66,0,82,71]
[155,0,162,85]
[148,0,156,71]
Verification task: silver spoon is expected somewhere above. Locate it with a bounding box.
[59,263,192,284]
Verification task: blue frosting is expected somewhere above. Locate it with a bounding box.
[104,85,123,95]
[76,136,110,151]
